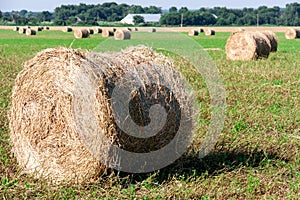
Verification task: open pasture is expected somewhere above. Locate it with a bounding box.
[0,28,299,199]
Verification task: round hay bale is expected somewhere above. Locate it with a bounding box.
[285,28,300,39]
[92,27,101,34]
[63,26,73,32]
[114,29,131,40]
[199,28,204,33]
[127,27,132,32]
[45,26,50,30]
[89,29,94,34]
[149,28,156,32]
[26,29,36,36]
[74,29,90,39]
[18,28,27,34]
[261,31,278,52]
[225,31,271,61]
[102,29,114,38]
[134,27,138,31]
[188,30,199,36]
[37,26,43,31]
[205,29,215,36]
[9,46,193,183]
[13,26,19,31]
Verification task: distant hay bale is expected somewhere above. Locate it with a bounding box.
[37,26,43,31]
[63,26,73,33]
[74,29,90,38]
[45,26,50,30]
[18,28,26,34]
[102,29,114,37]
[261,31,278,52]
[149,28,156,32]
[199,28,204,33]
[134,27,138,31]
[9,46,193,184]
[188,30,199,36]
[285,28,300,39]
[26,29,36,36]
[89,29,94,34]
[114,29,131,40]
[205,29,215,36]
[92,27,101,34]
[127,27,132,32]
[13,26,19,31]
[225,31,271,61]
[63,27,73,32]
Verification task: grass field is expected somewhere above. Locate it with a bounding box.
[0,29,299,199]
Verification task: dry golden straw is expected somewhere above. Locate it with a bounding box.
[285,28,300,39]
[114,29,131,40]
[225,31,271,61]
[9,46,191,184]
[74,29,90,38]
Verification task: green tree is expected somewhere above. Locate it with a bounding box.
[169,6,178,13]
[0,10,2,19]
[133,15,145,25]
[160,12,181,25]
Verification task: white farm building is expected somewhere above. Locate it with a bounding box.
[120,14,161,25]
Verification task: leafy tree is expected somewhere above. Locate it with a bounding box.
[133,15,145,25]
[179,7,189,13]
[169,6,178,13]
[128,5,144,14]
[160,12,181,25]
[0,10,2,19]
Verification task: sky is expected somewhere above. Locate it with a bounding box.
[0,0,298,12]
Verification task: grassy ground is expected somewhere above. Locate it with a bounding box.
[0,29,299,199]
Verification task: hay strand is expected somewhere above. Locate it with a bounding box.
[225,31,271,61]
[74,29,90,38]
[114,29,131,40]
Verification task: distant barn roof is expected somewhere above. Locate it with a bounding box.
[121,14,161,24]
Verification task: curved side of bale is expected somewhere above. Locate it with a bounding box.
[285,28,300,39]
[74,29,90,38]
[13,26,19,31]
[26,29,36,36]
[261,31,278,52]
[205,29,215,36]
[9,47,105,184]
[102,29,114,38]
[63,27,73,32]
[114,29,131,40]
[18,28,27,34]
[188,30,199,36]
[225,31,271,61]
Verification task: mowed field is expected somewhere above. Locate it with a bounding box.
[0,28,299,199]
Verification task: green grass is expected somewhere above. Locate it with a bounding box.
[0,29,299,199]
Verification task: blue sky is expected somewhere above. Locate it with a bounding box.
[0,0,298,12]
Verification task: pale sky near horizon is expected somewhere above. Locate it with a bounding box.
[0,0,298,12]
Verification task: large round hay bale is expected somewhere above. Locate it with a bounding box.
[114,29,131,40]
[18,28,26,34]
[9,46,192,183]
[74,29,90,38]
[102,29,114,38]
[13,26,19,31]
[285,28,300,39]
[199,28,204,33]
[89,29,94,34]
[188,30,199,36]
[63,26,72,32]
[261,31,278,52]
[205,29,215,36]
[225,31,271,61]
[26,29,36,36]
[37,26,43,31]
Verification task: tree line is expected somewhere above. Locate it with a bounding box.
[0,2,300,26]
